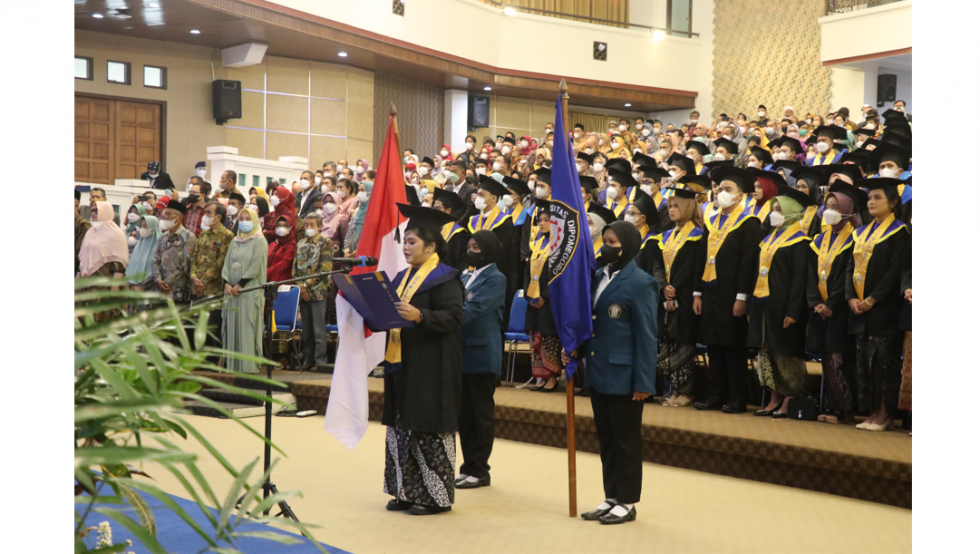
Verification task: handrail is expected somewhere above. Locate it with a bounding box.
[476,0,700,38]
[825,0,905,15]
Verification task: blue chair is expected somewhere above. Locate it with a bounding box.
[504,290,531,385]
[272,286,301,332]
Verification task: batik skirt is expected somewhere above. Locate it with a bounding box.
[383,422,456,508]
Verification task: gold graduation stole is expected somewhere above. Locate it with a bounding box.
[814,149,837,166]
[441,221,462,242]
[593,236,602,256]
[606,195,628,217]
[851,213,898,301]
[798,205,818,234]
[526,233,550,299]
[703,202,720,231]
[660,221,698,281]
[753,228,809,299]
[383,254,441,366]
[652,189,664,209]
[470,205,505,232]
[812,224,853,301]
[507,203,525,225]
[754,198,772,221]
[702,202,748,283]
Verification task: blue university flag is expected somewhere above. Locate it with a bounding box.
[546,95,596,378]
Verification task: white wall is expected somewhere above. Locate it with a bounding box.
[819,0,912,62]
[270,0,709,94]
[830,66,866,113]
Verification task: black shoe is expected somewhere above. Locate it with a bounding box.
[771,411,788,419]
[408,504,452,516]
[540,383,560,393]
[599,504,637,525]
[722,401,747,414]
[386,499,412,511]
[754,407,777,416]
[455,474,491,489]
[574,387,592,397]
[694,396,724,411]
[580,503,614,521]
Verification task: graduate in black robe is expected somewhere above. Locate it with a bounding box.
[523,201,562,392]
[693,165,761,414]
[469,177,513,293]
[432,187,470,271]
[382,205,465,516]
[521,168,552,265]
[502,176,532,317]
[747,185,814,418]
[789,165,828,237]
[623,186,666,288]
[635,164,673,235]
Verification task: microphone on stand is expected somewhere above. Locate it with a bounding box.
[332,256,379,267]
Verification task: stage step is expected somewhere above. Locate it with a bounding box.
[183,400,291,419]
[199,387,296,407]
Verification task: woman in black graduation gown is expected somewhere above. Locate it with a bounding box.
[807,183,865,424]
[789,166,826,237]
[382,204,466,516]
[523,201,562,392]
[431,187,470,270]
[693,165,762,414]
[652,187,706,407]
[846,178,910,432]
[897,221,912,435]
[748,185,814,418]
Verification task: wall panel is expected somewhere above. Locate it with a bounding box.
[373,72,444,161]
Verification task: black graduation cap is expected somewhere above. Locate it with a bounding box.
[228,191,247,204]
[774,183,816,208]
[588,204,617,225]
[578,175,599,192]
[854,128,876,139]
[477,175,510,198]
[631,152,659,168]
[884,118,912,137]
[636,165,670,182]
[804,134,818,147]
[677,174,711,192]
[608,169,639,189]
[711,164,755,194]
[405,185,421,206]
[879,131,912,149]
[790,166,827,189]
[431,187,466,217]
[397,203,459,230]
[629,187,659,225]
[577,151,595,165]
[856,177,904,194]
[685,141,710,157]
[823,164,865,184]
[502,136,516,145]
[748,168,788,188]
[705,159,735,173]
[662,187,704,200]
[860,138,881,150]
[828,180,869,207]
[502,176,531,197]
[748,146,774,167]
[666,152,695,175]
[421,156,435,167]
[814,125,848,141]
[532,199,551,220]
[771,160,801,175]
[880,108,906,121]
[770,136,804,155]
[713,138,739,156]
[166,198,188,215]
[604,158,632,174]
[532,167,552,185]
[870,141,911,171]
[75,189,81,201]
[841,150,872,173]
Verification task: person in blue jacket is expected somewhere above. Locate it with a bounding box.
[455,230,507,490]
[566,220,659,525]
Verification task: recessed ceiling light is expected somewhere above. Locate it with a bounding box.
[503,7,517,16]
[190,29,201,34]
[652,30,666,41]
[338,51,348,57]
[149,2,160,7]
[484,86,492,91]
[624,103,632,107]
[92,13,103,18]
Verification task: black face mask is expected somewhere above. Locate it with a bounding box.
[187,194,201,204]
[597,245,622,267]
[465,250,484,269]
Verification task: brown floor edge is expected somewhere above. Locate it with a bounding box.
[294,386,911,509]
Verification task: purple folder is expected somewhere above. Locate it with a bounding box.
[331,272,414,331]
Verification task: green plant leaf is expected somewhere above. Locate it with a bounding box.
[217,458,259,534]
[116,481,157,536]
[234,531,303,545]
[91,507,168,554]
[119,479,217,548]
[75,446,195,467]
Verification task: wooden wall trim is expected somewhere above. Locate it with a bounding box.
[822,47,912,67]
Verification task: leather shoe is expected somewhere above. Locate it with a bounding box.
[455,474,491,489]
[408,504,452,516]
[754,407,776,416]
[694,396,724,411]
[580,504,614,521]
[386,499,412,511]
[722,401,747,414]
[574,387,592,397]
[599,505,637,525]
[771,411,788,419]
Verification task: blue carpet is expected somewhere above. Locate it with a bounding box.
[78,490,352,554]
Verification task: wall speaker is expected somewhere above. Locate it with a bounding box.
[468,95,490,128]
[212,80,241,125]
[877,74,897,104]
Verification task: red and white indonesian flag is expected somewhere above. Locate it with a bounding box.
[324,115,408,450]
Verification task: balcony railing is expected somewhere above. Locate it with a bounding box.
[475,0,699,38]
[826,0,905,15]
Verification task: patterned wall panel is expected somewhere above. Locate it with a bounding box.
[373,72,445,162]
[712,0,832,120]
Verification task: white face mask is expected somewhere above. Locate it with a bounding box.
[878,167,899,178]
[325,203,338,214]
[765,127,775,136]
[774,151,788,161]
[248,204,257,212]
[410,178,420,184]
[139,228,152,238]
[315,208,324,216]
[758,111,766,118]
[746,161,759,169]
[815,142,831,154]
[495,142,503,149]
[519,140,528,148]
[270,196,281,207]
[148,172,159,179]
[577,163,586,172]
[668,170,680,180]
[632,172,641,181]
[659,149,670,158]
[404,156,410,164]
[127,213,140,223]
[305,228,318,238]
[275,226,290,237]
[201,215,213,231]
[573,131,582,139]
[606,187,619,200]
[769,211,785,228]
[418,166,430,177]
[598,138,605,145]
[806,152,816,159]
[475,167,487,176]
[127,235,138,246]
[315,175,322,184]
[641,129,651,136]
[593,162,604,173]
[440,149,449,157]
[480,153,488,160]
[501,146,512,155]
[822,209,842,226]
[227,205,239,216]
[159,219,175,231]
[196,168,207,178]
[618,124,627,132]
[585,148,595,155]
[715,153,727,161]
[653,127,661,134]
[493,162,504,172]
[357,191,368,202]
[545,128,553,135]
[856,140,865,147]
[300,179,311,190]
[717,190,740,209]
[640,184,653,195]
[535,187,549,199]
[142,203,153,212]
[865,124,875,130]
[625,214,639,225]
[612,140,621,149]
[465,142,474,151]
[421,202,431,208]
[474,197,488,211]
[503,195,515,208]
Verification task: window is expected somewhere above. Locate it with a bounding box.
[143,65,167,89]
[107,60,131,85]
[667,0,693,37]
[75,57,93,80]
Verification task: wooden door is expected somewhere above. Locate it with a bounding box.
[115,101,161,180]
[74,97,114,184]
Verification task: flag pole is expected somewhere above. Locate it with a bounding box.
[559,78,578,519]
[390,103,404,175]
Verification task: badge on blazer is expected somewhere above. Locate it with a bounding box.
[608,304,622,318]
[466,291,474,301]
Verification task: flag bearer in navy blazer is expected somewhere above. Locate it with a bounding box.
[565,220,659,525]
[455,230,507,490]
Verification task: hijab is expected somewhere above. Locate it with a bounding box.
[587,212,605,240]
[268,186,296,234]
[774,196,804,232]
[79,201,130,277]
[250,186,269,204]
[602,220,641,272]
[352,181,373,228]
[755,177,779,206]
[321,191,346,238]
[353,158,370,183]
[125,204,147,235]
[273,215,296,246]
[827,191,861,232]
[470,230,501,268]
[235,208,263,242]
[672,194,704,229]
[125,215,161,283]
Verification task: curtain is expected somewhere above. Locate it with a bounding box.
[569,111,626,134]
[476,0,629,27]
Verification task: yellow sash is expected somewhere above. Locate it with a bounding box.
[813,224,853,301]
[440,221,460,242]
[813,150,838,166]
[851,213,896,301]
[606,195,628,217]
[798,205,818,235]
[508,203,524,225]
[661,221,697,281]
[472,206,503,231]
[755,198,772,222]
[526,233,550,299]
[702,202,748,283]
[703,203,720,231]
[593,236,602,256]
[753,228,808,299]
[383,254,441,366]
